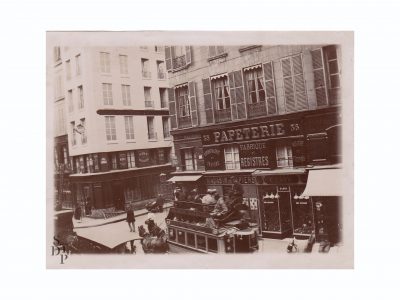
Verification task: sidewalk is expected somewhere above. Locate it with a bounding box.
[73,203,173,229]
[259,237,343,254]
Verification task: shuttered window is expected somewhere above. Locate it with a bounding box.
[188,81,199,126]
[209,46,225,58]
[165,46,192,71]
[263,61,278,115]
[228,70,247,120]
[176,86,190,117]
[202,78,215,124]
[311,49,328,107]
[168,88,178,129]
[281,54,308,112]
[213,77,231,110]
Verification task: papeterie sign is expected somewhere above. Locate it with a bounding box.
[201,119,302,145]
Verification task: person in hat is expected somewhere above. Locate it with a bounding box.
[202,188,217,205]
[211,194,228,217]
[126,204,136,232]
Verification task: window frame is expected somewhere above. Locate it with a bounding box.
[124,116,135,140]
[100,52,111,73]
[127,151,136,168]
[224,145,240,170]
[244,67,266,104]
[176,85,190,117]
[212,76,231,110]
[105,116,117,141]
[78,85,84,109]
[121,84,131,106]
[75,54,81,76]
[102,83,113,105]
[276,144,294,168]
[119,54,128,74]
[182,148,197,171]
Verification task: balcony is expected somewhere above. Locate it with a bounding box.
[247,101,267,118]
[142,70,151,79]
[173,55,186,69]
[148,131,158,140]
[158,72,166,80]
[178,116,192,128]
[215,108,232,123]
[145,100,154,108]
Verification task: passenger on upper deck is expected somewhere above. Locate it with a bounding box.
[210,194,228,217]
[202,189,217,205]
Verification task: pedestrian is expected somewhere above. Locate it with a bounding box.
[126,204,136,232]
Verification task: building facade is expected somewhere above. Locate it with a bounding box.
[54,45,174,212]
[165,45,342,240]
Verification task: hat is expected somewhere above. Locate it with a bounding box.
[207,188,217,194]
[147,212,155,220]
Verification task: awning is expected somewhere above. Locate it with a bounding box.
[252,168,305,176]
[75,221,141,249]
[167,175,202,182]
[210,73,228,81]
[243,64,262,72]
[301,168,343,197]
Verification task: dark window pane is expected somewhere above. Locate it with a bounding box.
[197,235,206,250]
[187,233,195,247]
[177,230,185,244]
[330,75,340,88]
[225,97,231,108]
[328,61,339,74]
[325,46,337,60]
[207,238,218,252]
[258,89,266,102]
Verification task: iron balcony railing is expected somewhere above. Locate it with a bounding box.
[145,100,154,108]
[247,101,267,118]
[148,131,158,140]
[215,108,232,123]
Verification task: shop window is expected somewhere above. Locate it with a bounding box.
[292,190,314,235]
[276,144,293,168]
[197,235,206,250]
[207,238,218,253]
[261,189,281,232]
[307,133,328,163]
[182,148,197,171]
[92,154,100,172]
[86,154,94,173]
[224,145,240,170]
[127,151,135,168]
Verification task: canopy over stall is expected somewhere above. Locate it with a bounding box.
[167,175,202,182]
[301,167,343,197]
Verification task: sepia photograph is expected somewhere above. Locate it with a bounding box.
[47,31,353,268]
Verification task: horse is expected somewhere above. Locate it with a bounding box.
[138,224,168,253]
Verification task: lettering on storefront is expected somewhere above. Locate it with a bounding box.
[203,146,224,170]
[238,142,276,169]
[278,186,290,192]
[138,150,150,163]
[201,120,302,145]
[206,175,256,185]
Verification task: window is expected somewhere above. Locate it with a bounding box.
[276,144,293,168]
[176,85,190,117]
[213,76,230,110]
[100,52,111,73]
[70,121,76,146]
[281,54,308,112]
[80,118,87,144]
[224,145,240,170]
[162,117,170,139]
[102,83,113,105]
[54,75,63,100]
[119,55,128,74]
[165,46,191,71]
[127,151,136,168]
[144,87,153,107]
[124,116,135,140]
[68,90,73,112]
[159,88,168,108]
[244,67,265,104]
[141,58,150,78]
[75,54,81,75]
[86,154,93,173]
[110,153,118,169]
[208,46,225,58]
[325,46,340,89]
[62,146,69,166]
[65,59,71,79]
[121,84,131,106]
[147,117,156,140]
[54,47,61,62]
[182,148,197,171]
[157,61,166,79]
[105,116,116,141]
[78,86,84,109]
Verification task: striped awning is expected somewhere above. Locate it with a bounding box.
[243,64,262,72]
[174,82,188,89]
[210,73,228,81]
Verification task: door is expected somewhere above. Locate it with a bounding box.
[93,184,104,209]
[112,182,125,210]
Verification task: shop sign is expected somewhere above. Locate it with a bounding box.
[203,146,224,170]
[138,150,150,163]
[205,175,256,185]
[239,142,276,169]
[263,175,299,185]
[100,154,109,172]
[292,140,306,167]
[118,153,128,169]
[201,119,302,145]
[278,185,290,192]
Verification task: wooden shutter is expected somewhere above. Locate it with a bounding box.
[311,48,328,107]
[185,46,192,66]
[165,46,172,72]
[202,78,215,124]
[282,57,295,112]
[188,81,199,126]
[292,54,308,110]
[168,88,178,129]
[228,71,246,120]
[263,61,277,115]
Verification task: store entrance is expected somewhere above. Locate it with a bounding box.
[313,197,341,244]
[112,182,125,211]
